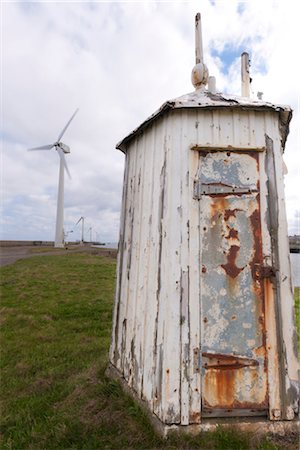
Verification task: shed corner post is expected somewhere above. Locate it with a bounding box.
[264,133,299,421]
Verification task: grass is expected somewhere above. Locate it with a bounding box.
[0,252,299,449]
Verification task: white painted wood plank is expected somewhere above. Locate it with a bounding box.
[220,110,233,146]
[143,119,171,416]
[126,137,145,388]
[129,132,148,395]
[212,110,221,146]
[254,111,265,148]
[197,109,213,147]
[121,139,139,381]
[115,146,136,375]
[188,109,201,423]
[110,153,129,366]
[140,122,160,411]
[178,110,191,425]
[155,112,182,424]
[248,110,257,148]
[153,116,169,420]
[239,110,251,146]
[232,110,241,147]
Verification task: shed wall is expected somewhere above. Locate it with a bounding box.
[110,108,298,425]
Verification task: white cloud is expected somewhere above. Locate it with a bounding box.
[2,0,299,243]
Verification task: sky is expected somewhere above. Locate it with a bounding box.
[1,0,300,243]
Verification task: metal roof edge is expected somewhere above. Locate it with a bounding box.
[116,92,292,153]
[116,101,175,153]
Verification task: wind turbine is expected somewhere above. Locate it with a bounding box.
[76,216,85,245]
[88,226,92,243]
[28,109,78,248]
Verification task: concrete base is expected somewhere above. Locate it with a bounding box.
[163,417,299,437]
[106,363,299,437]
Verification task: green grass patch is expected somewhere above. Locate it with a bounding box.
[29,245,82,254]
[0,252,299,449]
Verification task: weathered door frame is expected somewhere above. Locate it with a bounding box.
[190,144,290,421]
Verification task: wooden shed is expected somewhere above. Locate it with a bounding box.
[108,14,299,434]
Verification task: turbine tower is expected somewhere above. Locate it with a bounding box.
[28,109,78,248]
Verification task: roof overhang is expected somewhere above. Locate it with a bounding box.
[116,90,292,153]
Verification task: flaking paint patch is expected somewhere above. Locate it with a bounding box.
[200,152,258,189]
[204,303,229,348]
[200,150,268,412]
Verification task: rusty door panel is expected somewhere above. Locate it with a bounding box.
[199,151,268,416]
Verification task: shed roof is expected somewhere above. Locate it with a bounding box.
[116,89,292,152]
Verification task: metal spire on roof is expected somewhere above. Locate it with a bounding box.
[241,52,251,97]
[191,13,209,90]
[195,12,204,64]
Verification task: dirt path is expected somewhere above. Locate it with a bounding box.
[0,245,117,267]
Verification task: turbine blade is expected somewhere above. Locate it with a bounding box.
[76,217,82,225]
[57,147,71,179]
[57,108,79,142]
[28,144,54,151]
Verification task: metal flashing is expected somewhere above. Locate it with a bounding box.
[116,91,292,152]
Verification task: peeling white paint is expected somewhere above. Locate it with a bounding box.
[109,92,298,428]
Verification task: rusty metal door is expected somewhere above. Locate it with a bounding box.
[196,150,268,418]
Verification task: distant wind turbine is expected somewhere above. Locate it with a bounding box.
[28,109,79,248]
[88,226,92,243]
[76,216,85,245]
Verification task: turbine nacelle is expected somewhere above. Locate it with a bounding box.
[28,109,79,177]
[56,142,70,154]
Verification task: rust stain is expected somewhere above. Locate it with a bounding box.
[224,208,241,221]
[189,411,201,423]
[249,201,266,332]
[202,352,258,367]
[197,147,265,156]
[208,192,251,198]
[264,278,272,323]
[221,244,244,278]
[209,200,245,279]
[211,369,234,406]
[263,277,274,355]
[249,207,263,281]
[248,197,268,385]
[259,266,275,279]
[254,345,266,358]
[226,228,238,239]
[205,362,257,370]
[203,367,268,409]
[165,367,170,401]
[210,197,228,218]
